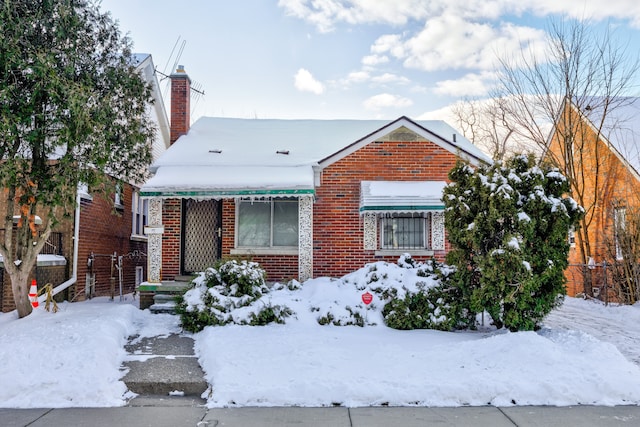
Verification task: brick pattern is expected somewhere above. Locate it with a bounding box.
[312,139,455,278]
[161,199,183,280]
[170,72,191,144]
[76,184,147,300]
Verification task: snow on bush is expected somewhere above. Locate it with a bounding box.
[177,255,462,332]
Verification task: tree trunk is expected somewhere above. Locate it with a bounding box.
[11,268,33,318]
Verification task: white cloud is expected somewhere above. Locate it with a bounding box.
[433,71,498,97]
[371,34,406,58]
[345,70,370,84]
[373,15,547,72]
[362,54,389,66]
[371,73,410,85]
[279,0,640,32]
[294,68,325,94]
[278,0,432,32]
[363,93,413,110]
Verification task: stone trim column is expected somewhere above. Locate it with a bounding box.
[145,197,164,283]
[363,212,377,250]
[298,196,313,282]
[431,211,445,251]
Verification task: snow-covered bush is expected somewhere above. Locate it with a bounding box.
[379,257,468,331]
[443,155,583,331]
[176,260,292,332]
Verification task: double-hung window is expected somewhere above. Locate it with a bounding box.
[381,213,430,250]
[614,207,626,260]
[131,190,148,238]
[237,199,298,248]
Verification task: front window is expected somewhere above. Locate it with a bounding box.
[381,213,430,250]
[132,191,148,237]
[238,199,298,247]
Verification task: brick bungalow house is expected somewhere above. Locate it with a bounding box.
[546,97,640,301]
[138,68,489,302]
[0,54,170,312]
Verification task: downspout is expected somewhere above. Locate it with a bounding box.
[43,191,80,300]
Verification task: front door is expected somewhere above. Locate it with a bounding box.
[182,199,221,274]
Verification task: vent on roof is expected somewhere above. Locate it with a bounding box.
[276,150,290,155]
[209,149,222,154]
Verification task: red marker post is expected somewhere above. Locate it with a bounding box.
[361,291,373,324]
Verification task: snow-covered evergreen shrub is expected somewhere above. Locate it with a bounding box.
[382,284,464,331]
[443,155,583,331]
[380,256,468,331]
[176,260,292,332]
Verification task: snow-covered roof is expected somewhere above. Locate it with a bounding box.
[575,97,640,179]
[142,116,489,197]
[360,181,446,214]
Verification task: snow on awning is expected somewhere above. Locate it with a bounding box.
[359,181,446,214]
[140,165,315,199]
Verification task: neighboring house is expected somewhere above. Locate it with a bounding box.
[0,53,170,312]
[138,68,489,306]
[546,97,640,299]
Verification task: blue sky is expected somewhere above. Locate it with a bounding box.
[100,0,640,122]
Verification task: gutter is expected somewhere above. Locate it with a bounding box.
[41,191,80,300]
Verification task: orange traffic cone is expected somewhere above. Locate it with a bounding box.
[29,279,39,308]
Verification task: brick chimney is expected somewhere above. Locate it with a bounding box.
[170,65,191,144]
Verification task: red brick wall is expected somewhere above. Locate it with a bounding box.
[76,184,147,299]
[1,185,148,311]
[161,199,182,280]
[170,70,191,144]
[312,138,455,278]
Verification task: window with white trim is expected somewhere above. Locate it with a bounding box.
[237,199,298,248]
[614,207,626,260]
[114,183,124,208]
[131,190,148,237]
[381,213,431,250]
[78,182,93,201]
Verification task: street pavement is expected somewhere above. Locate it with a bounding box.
[1,397,640,427]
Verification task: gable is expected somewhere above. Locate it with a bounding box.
[318,116,488,169]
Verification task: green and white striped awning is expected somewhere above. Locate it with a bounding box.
[359,181,446,214]
[140,165,315,199]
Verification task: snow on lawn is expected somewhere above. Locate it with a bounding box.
[0,297,179,408]
[1,260,640,409]
[194,272,640,408]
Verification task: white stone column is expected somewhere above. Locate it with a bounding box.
[363,212,377,250]
[431,211,445,251]
[298,195,313,282]
[144,197,164,283]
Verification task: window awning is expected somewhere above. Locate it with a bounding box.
[140,165,315,199]
[360,181,446,214]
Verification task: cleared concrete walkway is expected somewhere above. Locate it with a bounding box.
[122,333,208,397]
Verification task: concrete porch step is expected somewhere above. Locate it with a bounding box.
[138,281,194,310]
[149,294,178,314]
[122,334,208,398]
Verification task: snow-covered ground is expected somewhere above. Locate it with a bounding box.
[1,263,640,409]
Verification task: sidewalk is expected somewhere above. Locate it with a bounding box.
[2,399,640,427]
